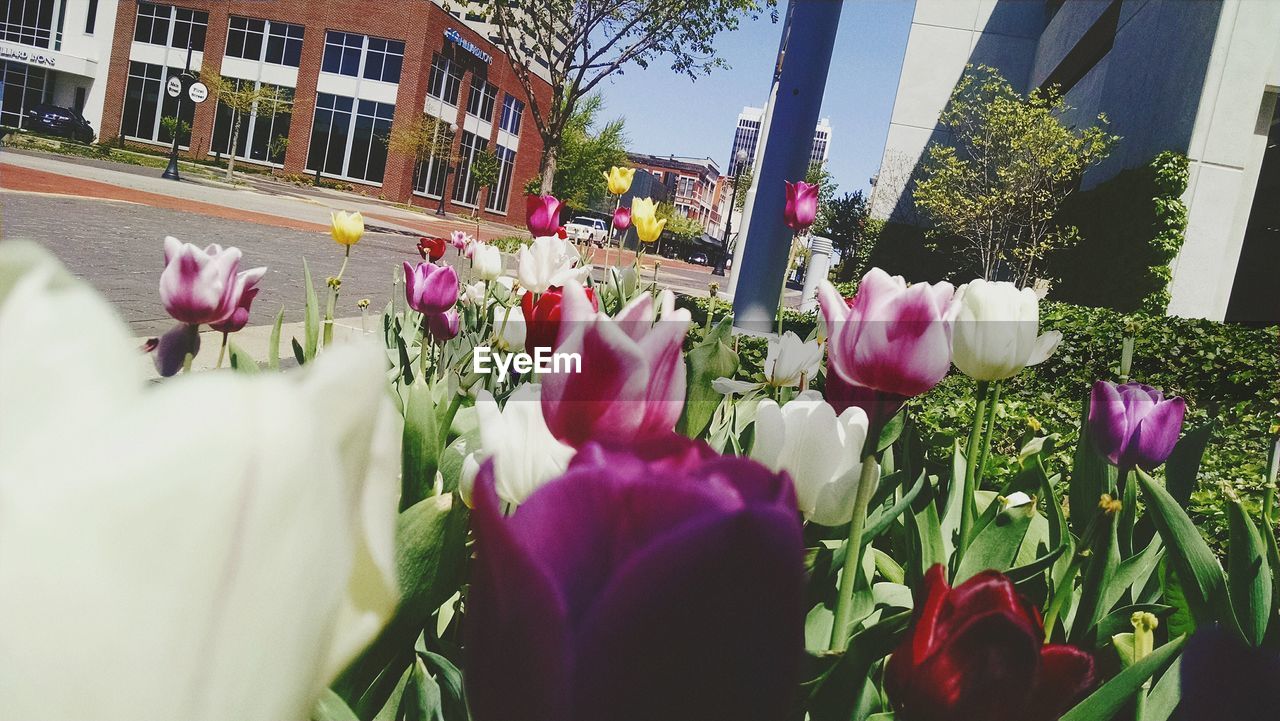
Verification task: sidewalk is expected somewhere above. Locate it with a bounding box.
[139,315,375,376]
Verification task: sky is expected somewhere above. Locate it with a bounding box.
[593,0,917,197]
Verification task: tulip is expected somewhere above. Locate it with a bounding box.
[418,236,446,261]
[525,194,561,238]
[602,165,636,195]
[630,197,666,243]
[818,270,957,399]
[1178,625,1280,721]
[1087,380,1186,470]
[450,230,472,251]
[210,267,268,334]
[0,241,400,721]
[491,304,526,352]
[784,180,819,232]
[823,364,908,432]
[765,330,821,387]
[885,565,1095,721]
[517,235,587,294]
[540,282,690,447]
[465,439,804,721]
[151,322,202,377]
[612,206,632,231]
[521,284,598,354]
[952,279,1062,381]
[403,261,459,316]
[472,244,504,281]
[425,308,460,343]
[159,236,244,325]
[752,391,870,526]
[470,383,574,506]
[330,210,364,246]
[462,280,487,306]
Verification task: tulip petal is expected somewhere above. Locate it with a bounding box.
[1026,331,1062,367]
[1129,396,1186,470]
[1088,381,1128,464]
[1028,645,1096,721]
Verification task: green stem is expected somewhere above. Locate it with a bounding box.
[957,380,991,567]
[974,381,1002,489]
[829,455,881,651]
[1134,685,1147,721]
[418,322,430,381]
[324,247,351,347]
[216,332,228,369]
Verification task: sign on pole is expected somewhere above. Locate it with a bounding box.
[187,81,208,103]
[165,75,183,98]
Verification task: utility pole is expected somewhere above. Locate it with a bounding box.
[730,0,842,333]
[161,38,193,181]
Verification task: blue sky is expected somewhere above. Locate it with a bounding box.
[594,0,916,196]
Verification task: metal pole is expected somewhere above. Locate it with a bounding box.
[730,0,841,333]
[162,39,193,181]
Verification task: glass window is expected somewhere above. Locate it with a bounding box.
[499,94,524,135]
[451,130,489,206]
[2,0,56,47]
[413,125,456,199]
[307,93,354,176]
[427,53,462,105]
[119,61,192,146]
[171,7,207,51]
[466,78,497,122]
[210,80,293,164]
[133,3,205,50]
[225,16,265,60]
[85,0,98,34]
[346,99,394,182]
[486,144,516,213]
[0,60,49,127]
[322,31,364,76]
[133,2,169,45]
[363,37,404,83]
[265,22,304,67]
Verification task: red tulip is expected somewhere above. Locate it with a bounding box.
[784,181,819,232]
[525,194,562,238]
[612,206,632,231]
[521,285,598,354]
[885,565,1095,721]
[418,236,446,261]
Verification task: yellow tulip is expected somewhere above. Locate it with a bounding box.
[330,211,365,246]
[602,166,635,195]
[630,197,666,243]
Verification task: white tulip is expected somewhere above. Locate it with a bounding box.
[472,244,503,281]
[517,236,586,293]
[764,331,822,387]
[951,279,1062,381]
[473,384,573,506]
[462,280,487,306]
[751,391,870,527]
[0,243,400,721]
[491,304,526,352]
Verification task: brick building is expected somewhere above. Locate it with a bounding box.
[626,152,723,237]
[94,0,551,219]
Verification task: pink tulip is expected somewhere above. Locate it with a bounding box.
[784,181,819,232]
[425,308,461,343]
[526,194,562,238]
[159,236,244,325]
[210,267,268,333]
[818,269,957,399]
[824,365,908,432]
[612,206,632,231]
[540,282,690,447]
[403,261,459,315]
[451,230,472,251]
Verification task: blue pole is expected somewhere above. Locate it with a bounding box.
[731,0,842,333]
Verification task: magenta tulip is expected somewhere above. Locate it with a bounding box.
[403,261,459,316]
[1087,381,1186,470]
[425,308,461,343]
[209,267,267,334]
[818,270,957,399]
[824,364,908,432]
[466,438,805,721]
[525,194,562,238]
[612,206,632,231]
[784,180,819,232]
[159,236,245,325]
[540,282,690,447]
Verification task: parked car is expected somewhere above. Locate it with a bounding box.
[564,216,608,245]
[686,251,709,266]
[26,104,95,143]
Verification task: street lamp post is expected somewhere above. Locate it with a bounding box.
[436,122,459,217]
[713,149,749,276]
[161,39,194,181]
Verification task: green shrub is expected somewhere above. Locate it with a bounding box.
[490,235,532,254]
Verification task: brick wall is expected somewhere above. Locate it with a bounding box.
[100,0,550,222]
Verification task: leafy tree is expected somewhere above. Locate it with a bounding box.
[729,165,753,212]
[656,202,704,241]
[805,163,838,236]
[203,75,291,180]
[388,113,456,194]
[481,0,774,191]
[550,95,628,210]
[159,116,191,147]
[913,64,1118,286]
[822,190,872,281]
[469,149,501,210]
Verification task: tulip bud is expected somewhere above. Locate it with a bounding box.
[1087,380,1186,470]
[764,331,822,388]
[612,206,632,232]
[630,197,666,243]
[450,230,471,251]
[330,210,364,246]
[209,267,268,334]
[491,304,526,352]
[517,236,586,294]
[783,181,819,232]
[425,308,460,343]
[951,279,1061,381]
[472,244,504,281]
[521,285,597,354]
[525,194,562,238]
[159,237,250,326]
[418,236,446,261]
[403,261,459,316]
[602,166,636,195]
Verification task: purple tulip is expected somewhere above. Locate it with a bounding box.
[403,261,459,316]
[824,363,907,433]
[818,270,957,399]
[1088,381,1186,470]
[466,437,805,721]
[525,194,562,238]
[784,180,819,232]
[612,206,632,231]
[159,236,244,325]
[209,267,267,334]
[424,308,460,343]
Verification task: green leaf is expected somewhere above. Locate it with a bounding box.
[416,650,467,721]
[676,314,739,439]
[1136,470,1237,637]
[1069,393,1117,536]
[401,379,440,510]
[268,305,285,369]
[1165,421,1214,506]
[303,258,320,361]
[1112,632,1136,667]
[1160,560,1196,640]
[1143,654,1183,721]
[1227,498,1273,646]
[1071,511,1120,643]
[864,470,928,545]
[807,612,911,721]
[292,336,306,366]
[954,502,1035,583]
[940,442,966,560]
[311,689,360,721]
[227,342,259,374]
[1059,634,1186,721]
[1101,535,1165,616]
[876,408,905,453]
[401,657,445,721]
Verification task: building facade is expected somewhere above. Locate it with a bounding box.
[727,105,831,177]
[874,0,1280,322]
[1,0,122,130]
[627,152,723,238]
[87,0,550,219]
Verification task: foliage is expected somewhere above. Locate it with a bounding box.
[806,164,839,237]
[159,116,191,146]
[268,135,289,164]
[730,165,753,211]
[913,64,1118,286]
[655,202,704,242]
[202,75,291,180]
[480,0,774,190]
[548,94,628,211]
[822,191,872,281]
[388,112,457,188]
[489,235,533,254]
[1053,151,1190,313]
